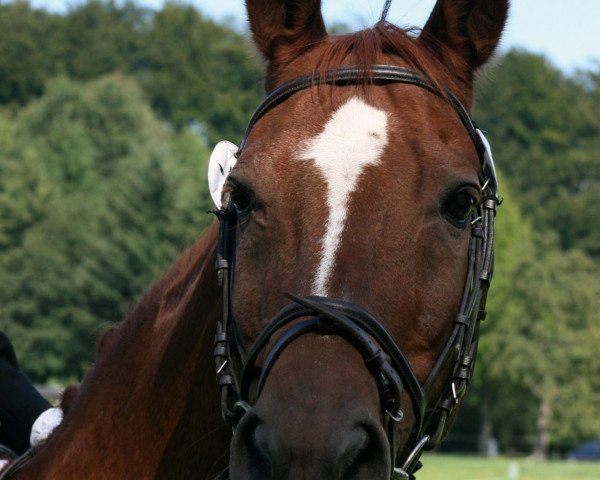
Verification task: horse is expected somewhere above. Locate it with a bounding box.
[5,0,508,478]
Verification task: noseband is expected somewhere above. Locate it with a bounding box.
[212,66,498,480]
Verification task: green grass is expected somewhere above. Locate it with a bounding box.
[416,454,600,480]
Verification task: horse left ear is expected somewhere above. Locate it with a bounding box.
[420,0,509,78]
[246,0,327,81]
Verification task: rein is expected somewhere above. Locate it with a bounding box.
[213,65,498,479]
[0,449,35,480]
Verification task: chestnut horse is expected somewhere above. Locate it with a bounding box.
[5,0,507,479]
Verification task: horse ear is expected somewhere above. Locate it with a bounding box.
[246,0,327,65]
[420,0,509,77]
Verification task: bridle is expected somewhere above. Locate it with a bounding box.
[212,65,498,480]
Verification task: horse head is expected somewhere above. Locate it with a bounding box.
[209,1,508,479]
[5,2,508,479]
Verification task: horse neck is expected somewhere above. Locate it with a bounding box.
[19,222,231,479]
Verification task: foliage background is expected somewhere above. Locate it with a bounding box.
[0,0,598,457]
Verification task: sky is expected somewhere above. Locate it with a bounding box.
[29,0,600,73]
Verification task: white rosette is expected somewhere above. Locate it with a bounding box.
[30,407,63,447]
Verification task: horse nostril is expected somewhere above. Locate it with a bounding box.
[252,423,273,465]
[339,425,389,479]
[230,415,273,480]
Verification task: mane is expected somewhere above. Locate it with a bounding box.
[305,21,470,105]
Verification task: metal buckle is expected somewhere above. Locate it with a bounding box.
[452,382,458,405]
[393,435,430,479]
[392,467,411,480]
[386,408,404,422]
[217,359,228,375]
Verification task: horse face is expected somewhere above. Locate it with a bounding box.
[224,1,508,478]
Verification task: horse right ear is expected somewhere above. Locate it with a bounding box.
[420,0,509,83]
[246,0,327,69]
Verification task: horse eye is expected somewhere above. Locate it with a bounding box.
[230,186,255,215]
[442,190,476,227]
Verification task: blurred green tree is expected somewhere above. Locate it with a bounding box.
[0,1,63,106]
[59,0,148,80]
[475,50,600,259]
[139,2,263,142]
[0,0,264,145]
[0,74,214,383]
[457,183,600,455]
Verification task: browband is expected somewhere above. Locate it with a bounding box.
[239,66,478,154]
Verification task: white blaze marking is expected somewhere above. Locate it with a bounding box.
[296,97,388,295]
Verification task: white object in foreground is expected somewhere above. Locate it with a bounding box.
[30,407,63,447]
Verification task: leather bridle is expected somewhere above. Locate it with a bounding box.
[212,65,498,480]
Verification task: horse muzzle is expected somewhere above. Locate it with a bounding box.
[228,330,394,480]
[218,295,425,479]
